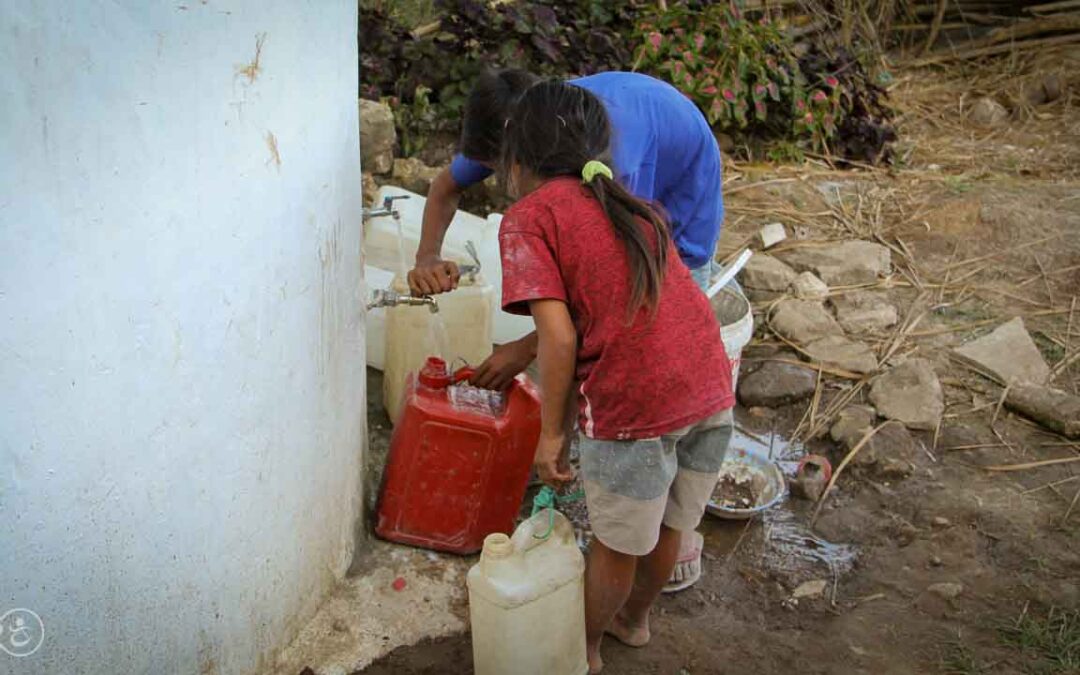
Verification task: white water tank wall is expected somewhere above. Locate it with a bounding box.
[0,3,365,674]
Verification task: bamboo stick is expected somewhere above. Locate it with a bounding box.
[922,0,949,55]
[912,32,1080,66]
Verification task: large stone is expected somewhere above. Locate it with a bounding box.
[968,97,1008,127]
[953,318,1050,384]
[771,298,843,343]
[741,254,797,293]
[790,271,829,301]
[868,358,944,431]
[1005,383,1080,439]
[927,582,964,600]
[802,335,878,374]
[830,291,898,334]
[832,412,918,478]
[391,157,440,196]
[360,98,396,175]
[869,424,919,478]
[737,361,817,408]
[830,405,877,448]
[775,241,891,286]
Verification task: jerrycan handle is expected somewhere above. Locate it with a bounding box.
[511,509,576,555]
[451,366,474,383]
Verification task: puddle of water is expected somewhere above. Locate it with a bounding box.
[717,417,857,584]
[730,424,805,477]
[762,508,857,578]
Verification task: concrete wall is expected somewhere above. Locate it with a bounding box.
[0,2,365,674]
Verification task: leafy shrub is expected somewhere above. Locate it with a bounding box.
[634,4,894,162]
[360,0,642,150]
[360,1,895,165]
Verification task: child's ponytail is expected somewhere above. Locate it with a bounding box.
[581,161,669,316]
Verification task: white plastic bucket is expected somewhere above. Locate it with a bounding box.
[712,284,753,389]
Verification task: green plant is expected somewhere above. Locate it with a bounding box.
[636,7,815,130]
[939,639,984,675]
[998,607,1080,673]
[632,4,895,163]
[390,85,438,157]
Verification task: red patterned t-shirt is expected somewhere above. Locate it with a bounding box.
[499,177,734,440]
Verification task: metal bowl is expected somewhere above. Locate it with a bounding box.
[705,448,788,520]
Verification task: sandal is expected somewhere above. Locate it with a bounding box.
[662,530,704,593]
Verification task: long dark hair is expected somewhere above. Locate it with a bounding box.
[500,80,670,315]
[461,69,539,162]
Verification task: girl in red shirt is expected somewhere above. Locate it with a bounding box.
[497,80,735,673]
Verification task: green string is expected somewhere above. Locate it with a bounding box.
[530,485,585,540]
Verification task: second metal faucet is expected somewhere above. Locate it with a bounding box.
[367,288,439,313]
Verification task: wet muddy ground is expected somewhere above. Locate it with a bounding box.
[356,375,1078,674]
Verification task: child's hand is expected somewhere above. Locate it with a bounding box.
[534,433,574,486]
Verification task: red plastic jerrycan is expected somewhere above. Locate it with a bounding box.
[376,357,542,554]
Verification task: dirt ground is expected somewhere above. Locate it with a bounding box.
[354,53,1080,675]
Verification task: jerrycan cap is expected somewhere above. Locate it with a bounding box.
[418,357,451,389]
[482,533,514,560]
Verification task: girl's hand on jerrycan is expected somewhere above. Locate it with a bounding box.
[534,432,574,487]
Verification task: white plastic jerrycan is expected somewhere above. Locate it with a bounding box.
[467,510,587,675]
[382,273,495,424]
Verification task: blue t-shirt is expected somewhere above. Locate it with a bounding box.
[450,72,723,269]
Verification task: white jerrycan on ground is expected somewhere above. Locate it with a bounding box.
[467,510,588,675]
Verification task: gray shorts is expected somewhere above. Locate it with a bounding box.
[578,408,734,556]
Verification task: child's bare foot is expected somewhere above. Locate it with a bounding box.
[586,645,604,674]
[605,611,650,647]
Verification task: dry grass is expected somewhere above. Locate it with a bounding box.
[889,47,1080,180]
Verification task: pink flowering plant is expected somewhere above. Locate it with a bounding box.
[634,4,847,154]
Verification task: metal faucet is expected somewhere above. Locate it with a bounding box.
[362,194,410,221]
[366,288,438,313]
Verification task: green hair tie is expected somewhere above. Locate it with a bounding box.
[581,160,613,184]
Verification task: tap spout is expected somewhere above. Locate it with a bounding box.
[366,288,439,313]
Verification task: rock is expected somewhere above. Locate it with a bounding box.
[870,424,919,478]
[792,579,828,599]
[360,98,396,175]
[830,291,898,334]
[758,222,787,249]
[790,272,829,301]
[893,518,919,546]
[802,335,878,374]
[362,172,379,206]
[741,254,797,294]
[968,97,1008,127]
[830,405,877,448]
[1026,73,1064,106]
[868,358,944,431]
[831,408,917,478]
[953,318,1050,385]
[1005,382,1080,439]
[931,516,952,529]
[930,555,943,567]
[771,298,843,343]
[775,241,891,286]
[391,157,440,195]
[927,582,963,600]
[745,287,784,302]
[737,361,817,407]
